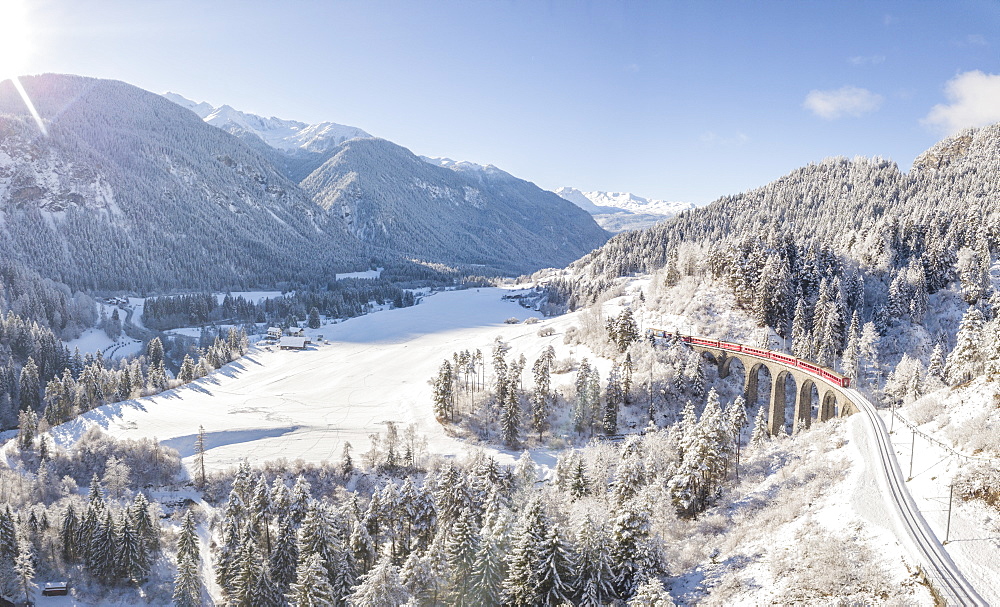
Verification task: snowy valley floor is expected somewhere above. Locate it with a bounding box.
[48,288,566,471]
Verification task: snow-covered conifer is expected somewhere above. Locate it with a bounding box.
[347,549,411,606]
[945,307,986,384]
[536,524,575,605]
[289,552,337,607]
[791,297,811,359]
[177,509,199,567]
[628,576,674,606]
[750,407,769,445]
[172,551,202,607]
[444,507,480,604]
[575,515,616,606]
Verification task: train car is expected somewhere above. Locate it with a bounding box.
[741,346,769,358]
[770,352,797,365]
[719,341,743,352]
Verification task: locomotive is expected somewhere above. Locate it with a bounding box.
[645,328,851,388]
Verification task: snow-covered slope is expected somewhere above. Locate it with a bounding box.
[163,92,371,155]
[301,138,610,274]
[0,75,366,291]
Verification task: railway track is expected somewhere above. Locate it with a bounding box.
[846,387,986,606]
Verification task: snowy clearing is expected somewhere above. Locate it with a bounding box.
[49,288,568,473]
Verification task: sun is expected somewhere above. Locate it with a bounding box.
[0,0,31,82]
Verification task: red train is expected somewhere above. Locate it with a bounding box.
[645,328,851,388]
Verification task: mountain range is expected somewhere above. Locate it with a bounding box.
[554,186,694,232]
[0,74,609,293]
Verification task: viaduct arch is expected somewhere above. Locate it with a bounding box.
[690,340,857,436]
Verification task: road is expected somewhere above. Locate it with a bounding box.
[846,387,986,606]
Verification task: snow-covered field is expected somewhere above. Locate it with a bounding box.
[335,267,382,281]
[64,328,143,360]
[50,288,567,473]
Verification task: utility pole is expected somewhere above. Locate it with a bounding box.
[908,430,916,481]
[945,481,954,544]
[647,357,654,423]
[889,400,895,434]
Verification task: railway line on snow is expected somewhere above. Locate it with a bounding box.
[848,387,986,606]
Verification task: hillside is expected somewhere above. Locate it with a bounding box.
[560,124,1000,297]
[301,137,610,274]
[0,74,368,292]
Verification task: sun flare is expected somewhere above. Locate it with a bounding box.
[0,0,31,82]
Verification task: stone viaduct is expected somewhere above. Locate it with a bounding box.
[683,339,858,436]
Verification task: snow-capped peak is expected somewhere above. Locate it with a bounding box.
[162,92,214,119]
[420,156,505,176]
[161,93,372,155]
[554,186,694,216]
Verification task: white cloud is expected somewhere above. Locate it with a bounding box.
[963,34,988,47]
[803,86,883,119]
[923,71,1000,134]
[700,131,749,147]
[849,55,886,66]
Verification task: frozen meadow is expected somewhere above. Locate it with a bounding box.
[49,288,562,472]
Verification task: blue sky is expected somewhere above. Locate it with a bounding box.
[11,0,1000,204]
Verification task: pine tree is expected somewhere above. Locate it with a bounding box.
[147,337,165,368]
[14,540,37,605]
[444,507,480,605]
[927,343,946,383]
[502,498,546,606]
[604,363,623,435]
[565,455,587,499]
[530,347,555,441]
[178,355,196,383]
[841,310,861,381]
[469,526,506,606]
[859,321,881,385]
[347,550,411,606]
[945,307,986,384]
[90,509,119,584]
[253,561,286,607]
[751,407,769,445]
[308,307,321,329]
[611,500,657,599]
[61,503,80,563]
[535,525,575,605]
[727,396,749,476]
[432,360,455,421]
[176,509,199,566]
[628,576,674,606]
[118,510,149,582]
[173,552,202,607]
[289,553,337,607]
[270,519,299,596]
[230,538,264,607]
[0,506,20,571]
[573,358,593,434]
[575,515,616,606]
[500,374,520,447]
[18,357,40,412]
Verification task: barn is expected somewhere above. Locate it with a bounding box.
[278,336,307,350]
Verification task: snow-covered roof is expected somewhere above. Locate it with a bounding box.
[278,336,307,349]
